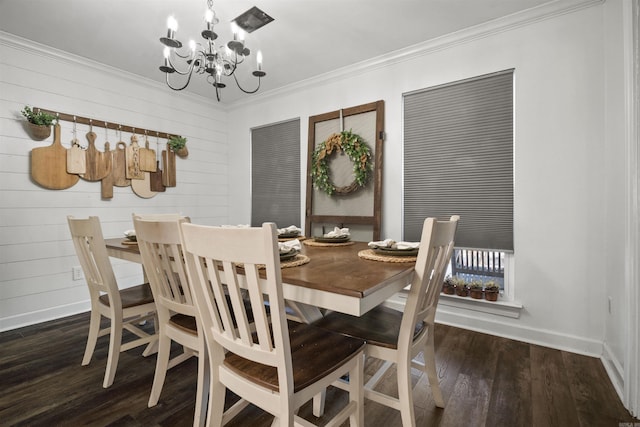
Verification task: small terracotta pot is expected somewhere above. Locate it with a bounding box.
[442,284,455,295]
[485,290,499,301]
[470,288,484,299]
[27,123,51,141]
[455,285,469,297]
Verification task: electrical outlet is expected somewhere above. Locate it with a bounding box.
[72,266,84,281]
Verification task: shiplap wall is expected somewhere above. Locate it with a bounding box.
[0,33,229,331]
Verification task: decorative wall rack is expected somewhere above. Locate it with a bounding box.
[33,107,176,139]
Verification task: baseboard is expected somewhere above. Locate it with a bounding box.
[602,341,626,402]
[0,300,90,332]
[435,306,603,357]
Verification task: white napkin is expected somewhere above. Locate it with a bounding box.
[278,239,301,254]
[324,227,350,238]
[278,225,301,235]
[394,241,420,250]
[368,239,419,250]
[368,238,395,249]
[124,229,136,238]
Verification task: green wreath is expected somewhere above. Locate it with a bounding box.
[311,130,372,196]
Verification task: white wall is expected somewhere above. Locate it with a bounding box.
[0,33,229,330]
[228,3,619,359]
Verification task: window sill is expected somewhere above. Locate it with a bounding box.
[384,291,523,319]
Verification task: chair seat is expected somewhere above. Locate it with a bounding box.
[169,313,198,334]
[313,305,425,350]
[98,283,154,308]
[224,320,365,393]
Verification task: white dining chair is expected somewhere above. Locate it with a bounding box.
[180,222,365,426]
[313,216,459,427]
[67,215,157,388]
[133,215,209,427]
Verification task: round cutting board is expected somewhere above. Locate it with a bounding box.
[131,171,157,198]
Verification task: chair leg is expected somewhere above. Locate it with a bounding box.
[423,331,444,408]
[206,356,225,427]
[349,353,364,427]
[103,316,123,388]
[82,309,101,366]
[193,346,209,427]
[312,390,326,417]
[397,358,416,427]
[148,334,171,407]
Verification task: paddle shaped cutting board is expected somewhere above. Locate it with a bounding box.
[101,143,114,199]
[139,139,157,172]
[126,135,144,180]
[79,132,111,181]
[30,124,79,190]
[150,160,165,192]
[162,148,176,187]
[112,141,130,187]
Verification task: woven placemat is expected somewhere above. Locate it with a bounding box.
[121,240,138,245]
[238,255,310,270]
[303,240,355,247]
[358,249,417,263]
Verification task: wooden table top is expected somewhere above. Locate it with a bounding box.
[105,238,414,317]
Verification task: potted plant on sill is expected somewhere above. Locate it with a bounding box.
[453,276,469,297]
[442,276,456,295]
[168,135,188,158]
[484,280,500,301]
[21,106,56,140]
[469,280,484,299]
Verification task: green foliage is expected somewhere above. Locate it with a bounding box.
[469,280,484,290]
[311,130,372,196]
[484,280,499,291]
[168,135,187,151]
[21,106,56,126]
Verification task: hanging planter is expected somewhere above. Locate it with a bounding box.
[21,106,57,141]
[168,135,188,158]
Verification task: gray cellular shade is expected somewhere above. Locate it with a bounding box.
[403,70,513,251]
[251,119,301,228]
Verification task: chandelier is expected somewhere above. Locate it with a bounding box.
[159,1,273,101]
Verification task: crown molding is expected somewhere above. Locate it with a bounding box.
[230,0,604,110]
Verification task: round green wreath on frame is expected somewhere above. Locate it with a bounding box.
[311,130,373,196]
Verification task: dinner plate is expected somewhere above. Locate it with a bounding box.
[280,250,299,261]
[278,232,300,239]
[314,236,350,243]
[374,247,419,257]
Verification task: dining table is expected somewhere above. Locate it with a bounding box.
[105,238,415,323]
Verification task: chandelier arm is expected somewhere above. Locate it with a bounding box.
[166,56,199,76]
[232,73,262,94]
[165,69,196,91]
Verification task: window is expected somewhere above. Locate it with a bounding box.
[403,70,514,286]
[251,119,301,228]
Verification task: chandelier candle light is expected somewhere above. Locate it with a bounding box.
[159,0,273,101]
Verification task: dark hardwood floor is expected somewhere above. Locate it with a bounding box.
[0,312,636,426]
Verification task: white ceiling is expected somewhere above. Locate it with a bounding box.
[0,0,558,104]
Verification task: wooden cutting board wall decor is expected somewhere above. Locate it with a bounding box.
[112,141,131,187]
[26,108,187,198]
[126,135,144,180]
[162,147,177,187]
[139,138,157,172]
[66,140,85,174]
[30,124,80,190]
[79,131,111,181]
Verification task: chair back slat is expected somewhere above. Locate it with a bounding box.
[67,216,119,303]
[133,216,195,318]
[401,216,459,347]
[182,222,289,371]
